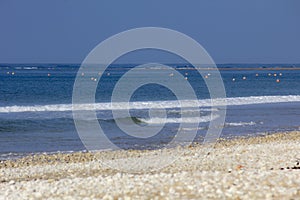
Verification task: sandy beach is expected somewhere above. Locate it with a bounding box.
[1,131,300,199]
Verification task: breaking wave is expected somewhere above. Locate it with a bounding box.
[0,95,300,113]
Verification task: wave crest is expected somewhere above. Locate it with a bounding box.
[0,95,300,113]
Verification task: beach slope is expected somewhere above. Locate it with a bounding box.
[1,132,300,199]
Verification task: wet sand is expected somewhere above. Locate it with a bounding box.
[1,131,300,199]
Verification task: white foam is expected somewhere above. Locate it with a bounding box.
[23,67,38,70]
[0,95,300,113]
[225,121,256,127]
[179,127,206,131]
[167,108,218,114]
[13,66,38,70]
[138,115,218,124]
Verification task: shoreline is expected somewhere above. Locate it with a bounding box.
[1,130,299,168]
[1,131,300,199]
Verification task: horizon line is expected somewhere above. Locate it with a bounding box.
[0,62,300,65]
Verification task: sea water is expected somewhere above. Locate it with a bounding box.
[0,64,300,159]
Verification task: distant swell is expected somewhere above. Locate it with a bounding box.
[0,95,300,113]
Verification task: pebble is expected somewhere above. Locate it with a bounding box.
[0,131,300,199]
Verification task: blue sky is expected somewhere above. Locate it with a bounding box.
[0,0,299,63]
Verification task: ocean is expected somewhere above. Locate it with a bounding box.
[1,63,300,159]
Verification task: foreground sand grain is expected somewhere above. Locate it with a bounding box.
[0,131,300,199]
